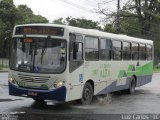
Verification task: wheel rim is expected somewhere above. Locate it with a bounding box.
[83,87,91,100]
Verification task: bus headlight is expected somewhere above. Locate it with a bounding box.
[54,80,65,88]
[8,73,16,84]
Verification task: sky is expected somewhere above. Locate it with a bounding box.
[13,0,124,23]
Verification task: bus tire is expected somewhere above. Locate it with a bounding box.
[127,77,136,94]
[81,82,93,105]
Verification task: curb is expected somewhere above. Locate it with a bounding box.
[0,71,8,73]
[153,72,160,74]
[0,69,9,73]
[0,84,8,86]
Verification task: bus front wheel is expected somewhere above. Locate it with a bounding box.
[127,77,136,94]
[81,82,93,105]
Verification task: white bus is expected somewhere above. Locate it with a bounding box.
[9,24,153,104]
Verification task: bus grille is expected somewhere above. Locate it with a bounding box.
[17,74,50,84]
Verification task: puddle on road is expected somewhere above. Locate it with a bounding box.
[0,98,23,102]
[156,94,160,98]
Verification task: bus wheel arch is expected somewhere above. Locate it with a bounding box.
[81,80,94,105]
[132,75,137,87]
[86,80,94,94]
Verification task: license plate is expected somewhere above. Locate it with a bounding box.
[28,91,37,96]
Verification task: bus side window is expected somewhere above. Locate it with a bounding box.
[85,36,99,60]
[132,43,139,60]
[73,42,83,60]
[100,38,112,60]
[123,41,131,60]
[69,33,84,72]
[139,44,146,60]
[146,45,152,60]
[112,40,122,60]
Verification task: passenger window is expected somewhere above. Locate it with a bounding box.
[132,43,139,60]
[100,38,112,60]
[123,41,131,60]
[85,37,99,60]
[139,44,146,60]
[112,40,122,60]
[146,45,152,60]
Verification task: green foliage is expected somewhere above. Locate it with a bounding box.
[153,67,160,73]
[0,19,6,56]
[66,17,102,30]
[0,0,16,28]
[98,0,160,57]
[16,5,48,24]
[0,0,49,58]
[53,17,102,30]
[53,17,64,25]
[104,24,116,33]
[120,0,160,57]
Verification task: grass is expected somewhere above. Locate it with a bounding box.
[153,67,160,73]
[0,64,8,71]
[0,64,8,68]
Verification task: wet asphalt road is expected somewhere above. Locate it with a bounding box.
[0,73,160,120]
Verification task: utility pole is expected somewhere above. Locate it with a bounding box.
[116,0,120,34]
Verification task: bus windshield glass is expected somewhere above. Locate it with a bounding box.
[10,37,66,73]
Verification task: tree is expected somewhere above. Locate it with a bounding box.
[122,0,160,37]
[0,0,16,57]
[0,19,7,57]
[16,5,48,24]
[96,0,160,57]
[0,0,49,57]
[122,0,160,57]
[53,17,64,25]
[53,17,102,30]
[104,24,116,33]
[0,0,17,28]
[66,17,102,30]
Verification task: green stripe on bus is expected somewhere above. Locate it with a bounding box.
[127,61,153,77]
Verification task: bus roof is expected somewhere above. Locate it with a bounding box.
[14,24,153,45]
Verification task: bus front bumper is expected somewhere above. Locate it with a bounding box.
[9,82,67,102]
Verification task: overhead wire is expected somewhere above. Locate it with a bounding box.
[58,0,93,13]
[50,0,102,20]
[55,0,160,39]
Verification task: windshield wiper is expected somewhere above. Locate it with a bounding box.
[41,36,50,64]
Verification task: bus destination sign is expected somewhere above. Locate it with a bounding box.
[15,26,64,36]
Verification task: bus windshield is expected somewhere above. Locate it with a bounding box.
[10,37,66,73]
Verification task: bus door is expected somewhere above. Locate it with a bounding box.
[68,33,84,100]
